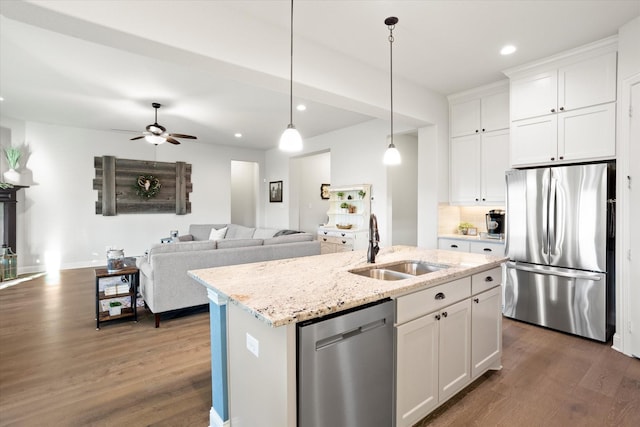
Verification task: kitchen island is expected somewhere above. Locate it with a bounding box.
[189,245,506,427]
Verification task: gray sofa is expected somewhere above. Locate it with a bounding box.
[137,223,320,326]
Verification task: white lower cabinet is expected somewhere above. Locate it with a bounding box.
[437,238,470,252]
[471,285,502,378]
[317,228,367,254]
[395,268,502,427]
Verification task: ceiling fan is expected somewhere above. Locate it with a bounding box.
[130,102,197,145]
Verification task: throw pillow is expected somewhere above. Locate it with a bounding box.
[209,226,228,241]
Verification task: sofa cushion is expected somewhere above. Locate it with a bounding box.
[263,233,314,245]
[189,224,228,241]
[217,238,264,249]
[149,240,217,256]
[178,234,194,242]
[209,226,228,241]
[252,228,281,239]
[226,224,256,239]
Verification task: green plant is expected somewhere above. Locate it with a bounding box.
[109,301,123,307]
[340,202,349,209]
[4,147,21,170]
[358,190,366,198]
[336,191,345,199]
[458,222,475,233]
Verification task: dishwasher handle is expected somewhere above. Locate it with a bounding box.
[315,318,387,351]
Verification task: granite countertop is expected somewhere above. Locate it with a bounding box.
[189,245,506,328]
[439,233,505,243]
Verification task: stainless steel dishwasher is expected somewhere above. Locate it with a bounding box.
[297,299,394,427]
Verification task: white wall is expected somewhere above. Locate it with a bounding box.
[0,117,265,273]
[230,160,258,227]
[390,134,418,245]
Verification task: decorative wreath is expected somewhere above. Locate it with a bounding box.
[133,174,161,199]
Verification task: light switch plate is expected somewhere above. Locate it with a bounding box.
[246,333,259,358]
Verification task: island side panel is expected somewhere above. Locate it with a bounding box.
[228,303,297,427]
[207,289,229,427]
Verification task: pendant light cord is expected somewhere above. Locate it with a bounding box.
[388,22,395,146]
[289,0,294,125]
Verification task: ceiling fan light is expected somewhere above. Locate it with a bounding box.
[279,124,303,152]
[145,134,166,145]
[383,143,402,165]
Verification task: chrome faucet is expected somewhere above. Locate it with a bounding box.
[367,213,380,263]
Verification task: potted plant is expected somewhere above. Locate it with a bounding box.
[340,202,349,213]
[458,222,475,235]
[358,190,366,199]
[109,301,123,316]
[3,147,21,184]
[336,191,345,200]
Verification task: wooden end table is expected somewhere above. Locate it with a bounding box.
[94,265,139,329]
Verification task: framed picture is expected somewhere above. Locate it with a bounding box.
[269,180,283,203]
[467,227,478,236]
[320,183,330,200]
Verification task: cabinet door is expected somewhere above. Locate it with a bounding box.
[438,298,471,402]
[558,51,617,111]
[510,70,557,120]
[481,90,510,132]
[558,103,616,162]
[450,134,481,204]
[480,129,510,204]
[450,99,481,137]
[471,286,502,379]
[511,115,558,167]
[395,313,439,427]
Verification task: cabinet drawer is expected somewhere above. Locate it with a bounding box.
[318,229,355,239]
[469,241,504,256]
[438,238,470,252]
[471,267,502,295]
[396,277,471,325]
[320,236,353,245]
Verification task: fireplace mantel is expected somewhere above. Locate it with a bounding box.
[0,185,28,253]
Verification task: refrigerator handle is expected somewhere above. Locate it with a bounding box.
[548,177,557,256]
[506,261,602,281]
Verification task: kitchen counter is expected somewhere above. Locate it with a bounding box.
[189,245,506,327]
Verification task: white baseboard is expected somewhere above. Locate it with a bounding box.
[210,407,229,427]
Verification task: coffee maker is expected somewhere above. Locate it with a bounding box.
[485,209,505,239]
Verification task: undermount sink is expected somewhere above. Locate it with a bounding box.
[350,261,450,281]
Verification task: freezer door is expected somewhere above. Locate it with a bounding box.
[504,262,609,341]
[505,168,550,265]
[549,164,607,271]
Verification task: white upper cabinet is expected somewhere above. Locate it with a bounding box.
[450,83,509,137]
[505,37,617,167]
[448,81,510,205]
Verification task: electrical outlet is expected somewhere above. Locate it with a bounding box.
[246,333,259,357]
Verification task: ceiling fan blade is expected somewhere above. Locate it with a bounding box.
[166,137,181,145]
[130,135,145,140]
[169,133,197,139]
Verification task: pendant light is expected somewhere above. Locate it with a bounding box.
[279,0,303,152]
[383,16,401,165]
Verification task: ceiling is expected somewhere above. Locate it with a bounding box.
[0,0,638,150]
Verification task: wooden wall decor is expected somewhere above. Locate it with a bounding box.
[93,156,192,215]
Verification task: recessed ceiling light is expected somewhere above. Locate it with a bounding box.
[296,104,306,111]
[234,133,242,138]
[500,45,517,55]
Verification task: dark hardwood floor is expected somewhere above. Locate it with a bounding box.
[1,268,638,426]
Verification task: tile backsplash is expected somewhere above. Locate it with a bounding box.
[438,204,504,235]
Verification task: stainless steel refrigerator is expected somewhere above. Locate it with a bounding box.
[504,162,615,342]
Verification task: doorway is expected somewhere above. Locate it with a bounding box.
[230,161,259,227]
[290,151,331,233]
